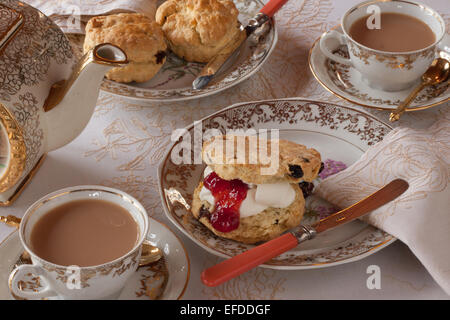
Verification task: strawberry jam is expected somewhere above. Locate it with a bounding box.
[203,172,248,233]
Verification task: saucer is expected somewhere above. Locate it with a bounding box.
[309,27,450,111]
[66,0,277,102]
[0,217,189,300]
[158,98,396,270]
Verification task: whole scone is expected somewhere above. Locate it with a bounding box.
[155,0,243,62]
[84,13,167,83]
[192,181,305,244]
[191,135,321,244]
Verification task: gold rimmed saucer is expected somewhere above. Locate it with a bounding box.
[0,217,190,300]
[158,98,397,270]
[66,0,277,102]
[308,27,450,112]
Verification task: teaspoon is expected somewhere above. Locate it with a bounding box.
[389,58,450,122]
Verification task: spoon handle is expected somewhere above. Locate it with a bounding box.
[0,215,21,229]
[389,82,426,122]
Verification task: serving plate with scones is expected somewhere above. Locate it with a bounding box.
[70,0,277,101]
[158,98,396,269]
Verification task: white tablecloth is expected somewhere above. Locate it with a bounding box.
[1,0,449,299]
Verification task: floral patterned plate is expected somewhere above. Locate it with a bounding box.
[309,27,450,112]
[0,217,190,300]
[158,98,397,270]
[68,0,277,102]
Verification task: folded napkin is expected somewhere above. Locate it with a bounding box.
[315,119,450,295]
[22,0,157,33]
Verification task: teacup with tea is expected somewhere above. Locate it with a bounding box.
[320,0,448,91]
[9,186,149,300]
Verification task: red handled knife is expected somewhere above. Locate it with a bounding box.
[201,179,409,287]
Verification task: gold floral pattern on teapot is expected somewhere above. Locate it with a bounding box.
[0,1,127,205]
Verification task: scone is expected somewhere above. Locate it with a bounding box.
[191,135,322,244]
[203,135,322,184]
[84,13,167,83]
[155,0,244,63]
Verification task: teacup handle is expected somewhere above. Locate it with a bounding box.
[9,265,56,299]
[319,30,353,66]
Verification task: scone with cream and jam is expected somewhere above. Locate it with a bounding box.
[155,0,245,63]
[191,135,322,244]
[84,13,167,83]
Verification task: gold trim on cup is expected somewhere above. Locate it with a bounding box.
[310,0,449,111]
[16,186,150,296]
[308,33,450,111]
[342,0,446,55]
[21,187,148,262]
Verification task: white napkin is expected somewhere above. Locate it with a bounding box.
[315,119,450,295]
[22,0,158,33]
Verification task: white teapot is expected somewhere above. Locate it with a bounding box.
[0,0,128,205]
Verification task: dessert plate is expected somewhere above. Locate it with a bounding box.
[309,27,450,111]
[158,98,396,270]
[0,217,189,300]
[67,0,277,102]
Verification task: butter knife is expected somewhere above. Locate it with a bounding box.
[192,0,289,90]
[201,179,409,287]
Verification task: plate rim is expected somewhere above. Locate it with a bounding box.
[157,97,397,270]
[0,216,190,300]
[308,27,450,112]
[98,1,279,102]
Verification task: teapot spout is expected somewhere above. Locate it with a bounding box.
[43,44,127,151]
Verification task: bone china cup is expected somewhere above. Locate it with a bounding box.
[8,186,149,300]
[319,0,448,92]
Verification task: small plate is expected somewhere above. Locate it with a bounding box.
[0,217,190,300]
[158,98,396,270]
[68,0,277,102]
[309,27,450,111]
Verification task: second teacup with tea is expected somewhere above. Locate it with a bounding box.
[320,0,448,91]
[9,186,149,300]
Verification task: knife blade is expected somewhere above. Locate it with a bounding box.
[201,179,409,287]
[192,0,289,90]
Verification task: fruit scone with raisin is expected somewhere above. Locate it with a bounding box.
[191,135,322,244]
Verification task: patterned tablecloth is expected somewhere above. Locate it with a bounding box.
[1,0,449,299]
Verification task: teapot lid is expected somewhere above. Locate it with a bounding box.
[0,0,74,101]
